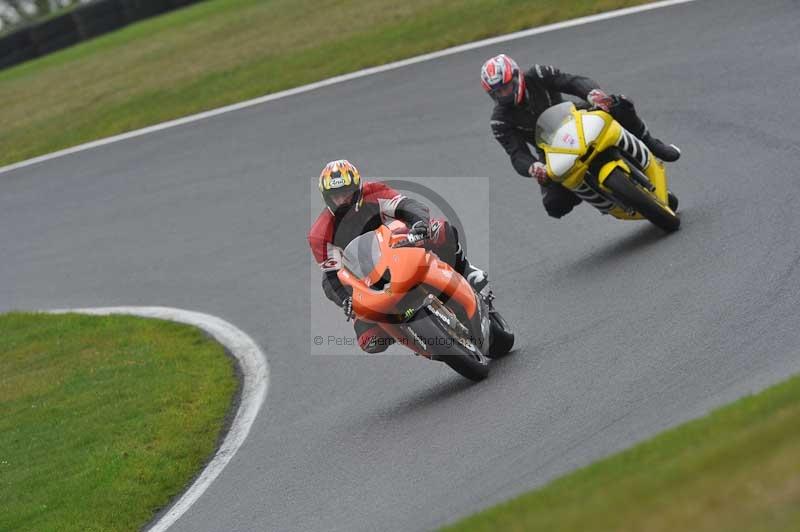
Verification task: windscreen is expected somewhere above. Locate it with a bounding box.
[342,232,381,279]
[535,102,577,146]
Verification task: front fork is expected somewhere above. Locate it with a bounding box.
[595,148,670,208]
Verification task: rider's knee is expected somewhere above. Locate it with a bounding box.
[543,195,579,218]
[356,324,393,354]
[544,204,574,218]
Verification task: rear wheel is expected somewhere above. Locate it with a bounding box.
[605,169,680,232]
[487,311,514,358]
[668,191,679,212]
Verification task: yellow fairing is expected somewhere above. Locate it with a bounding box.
[598,159,630,184]
[596,159,641,220]
[538,108,621,189]
[643,156,668,205]
[537,105,671,220]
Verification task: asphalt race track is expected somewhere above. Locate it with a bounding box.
[2,1,800,530]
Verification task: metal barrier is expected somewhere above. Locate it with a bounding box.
[0,0,205,71]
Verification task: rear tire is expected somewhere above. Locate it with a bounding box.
[487,311,514,358]
[605,169,680,232]
[668,191,679,212]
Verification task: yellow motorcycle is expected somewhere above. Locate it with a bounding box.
[536,102,680,232]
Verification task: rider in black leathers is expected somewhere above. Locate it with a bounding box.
[481,54,680,218]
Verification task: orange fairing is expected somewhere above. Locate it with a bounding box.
[422,254,477,318]
[337,224,477,323]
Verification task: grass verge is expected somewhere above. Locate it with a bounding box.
[443,374,800,532]
[0,312,238,532]
[0,0,656,167]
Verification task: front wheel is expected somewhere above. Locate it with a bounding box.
[604,169,680,232]
[439,350,490,382]
[413,309,489,382]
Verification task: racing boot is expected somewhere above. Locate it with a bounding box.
[464,263,489,293]
[642,131,681,162]
[454,243,488,292]
[609,95,681,162]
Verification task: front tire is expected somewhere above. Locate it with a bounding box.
[439,350,489,382]
[415,309,489,382]
[605,169,680,232]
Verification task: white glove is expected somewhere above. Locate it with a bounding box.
[587,89,613,112]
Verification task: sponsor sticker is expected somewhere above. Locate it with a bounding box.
[429,305,452,326]
[455,336,476,353]
[406,326,427,350]
[321,258,340,270]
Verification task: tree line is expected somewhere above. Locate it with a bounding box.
[0,0,92,33]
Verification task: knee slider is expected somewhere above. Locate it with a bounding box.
[358,328,392,353]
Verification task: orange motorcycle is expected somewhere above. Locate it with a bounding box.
[337,221,514,381]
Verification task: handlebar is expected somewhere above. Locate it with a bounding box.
[392,232,428,248]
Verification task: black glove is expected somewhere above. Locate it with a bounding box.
[407,221,430,243]
[343,296,355,321]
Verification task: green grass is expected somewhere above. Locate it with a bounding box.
[0,312,238,532]
[443,375,800,532]
[0,0,655,167]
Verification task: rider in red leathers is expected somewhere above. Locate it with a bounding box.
[308,160,487,353]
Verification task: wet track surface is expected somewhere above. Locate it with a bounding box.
[2,0,800,530]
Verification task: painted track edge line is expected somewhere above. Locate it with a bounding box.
[46,306,269,532]
[0,0,699,176]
